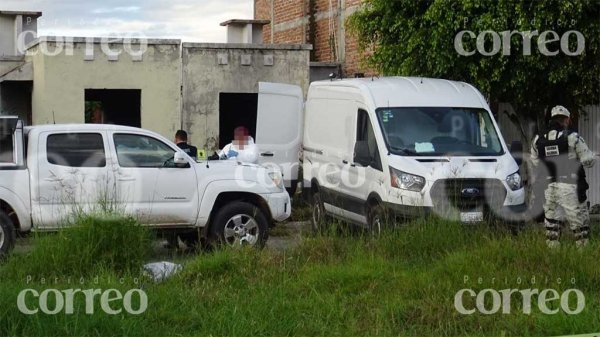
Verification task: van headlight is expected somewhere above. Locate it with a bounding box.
[506,171,523,191]
[390,167,425,192]
[268,171,284,190]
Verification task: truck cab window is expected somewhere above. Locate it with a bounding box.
[114,134,175,168]
[47,133,106,167]
[357,109,382,171]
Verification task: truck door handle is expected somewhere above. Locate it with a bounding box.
[118,177,135,182]
[261,152,274,157]
[342,160,349,164]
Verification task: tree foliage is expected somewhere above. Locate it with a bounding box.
[348,0,600,143]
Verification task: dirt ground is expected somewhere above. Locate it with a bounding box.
[12,221,312,257]
[13,216,600,256]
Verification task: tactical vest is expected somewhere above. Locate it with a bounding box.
[536,129,582,184]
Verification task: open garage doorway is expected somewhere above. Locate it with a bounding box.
[0,81,33,125]
[219,93,257,148]
[85,89,141,127]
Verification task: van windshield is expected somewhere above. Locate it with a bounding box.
[376,107,504,156]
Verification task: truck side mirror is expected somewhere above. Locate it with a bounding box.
[174,152,188,166]
[354,141,372,167]
[510,140,523,166]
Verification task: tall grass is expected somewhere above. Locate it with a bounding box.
[0,217,599,336]
[1,214,152,280]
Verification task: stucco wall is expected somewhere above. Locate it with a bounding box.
[29,39,182,138]
[21,15,38,48]
[0,15,15,56]
[0,59,24,77]
[181,43,310,151]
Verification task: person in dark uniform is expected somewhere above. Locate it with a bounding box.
[174,130,198,160]
[165,132,197,249]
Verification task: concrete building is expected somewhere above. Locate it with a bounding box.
[0,10,41,57]
[0,11,42,124]
[182,42,310,150]
[25,37,183,138]
[0,12,310,154]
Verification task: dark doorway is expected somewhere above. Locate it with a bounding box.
[219,93,258,148]
[85,89,141,127]
[0,81,33,125]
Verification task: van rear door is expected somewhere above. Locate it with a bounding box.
[256,82,303,192]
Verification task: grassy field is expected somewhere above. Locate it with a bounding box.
[1,214,599,337]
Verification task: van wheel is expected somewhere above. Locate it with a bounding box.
[286,180,298,197]
[368,204,389,236]
[0,211,16,258]
[210,202,268,248]
[311,192,326,233]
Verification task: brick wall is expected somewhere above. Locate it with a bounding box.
[254,0,375,77]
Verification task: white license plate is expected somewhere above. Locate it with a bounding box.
[460,211,484,223]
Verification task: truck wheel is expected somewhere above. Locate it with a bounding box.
[311,192,326,233]
[210,202,269,248]
[0,211,16,258]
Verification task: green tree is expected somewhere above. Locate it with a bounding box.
[348,0,600,147]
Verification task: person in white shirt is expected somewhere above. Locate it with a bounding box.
[217,126,259,164]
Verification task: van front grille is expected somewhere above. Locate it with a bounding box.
[430,179,506,212]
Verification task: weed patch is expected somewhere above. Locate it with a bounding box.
[1,218,599,336]
[1,215,152,280]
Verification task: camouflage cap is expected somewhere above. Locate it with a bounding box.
[551,105,570,118]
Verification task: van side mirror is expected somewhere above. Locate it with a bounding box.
[354,141,372,167]
[510,140,523,166]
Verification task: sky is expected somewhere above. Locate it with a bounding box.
[1,0,254,42]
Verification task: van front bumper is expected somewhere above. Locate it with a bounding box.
[383,202,527,222]
[264,191,291,222]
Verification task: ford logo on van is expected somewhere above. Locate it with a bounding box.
[461,188,481,197]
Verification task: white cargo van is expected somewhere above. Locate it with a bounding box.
[297,77,525,230]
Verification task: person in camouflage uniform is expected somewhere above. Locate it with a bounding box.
[531,105,596,248]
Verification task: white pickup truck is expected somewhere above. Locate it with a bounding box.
[0,116,291,255]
